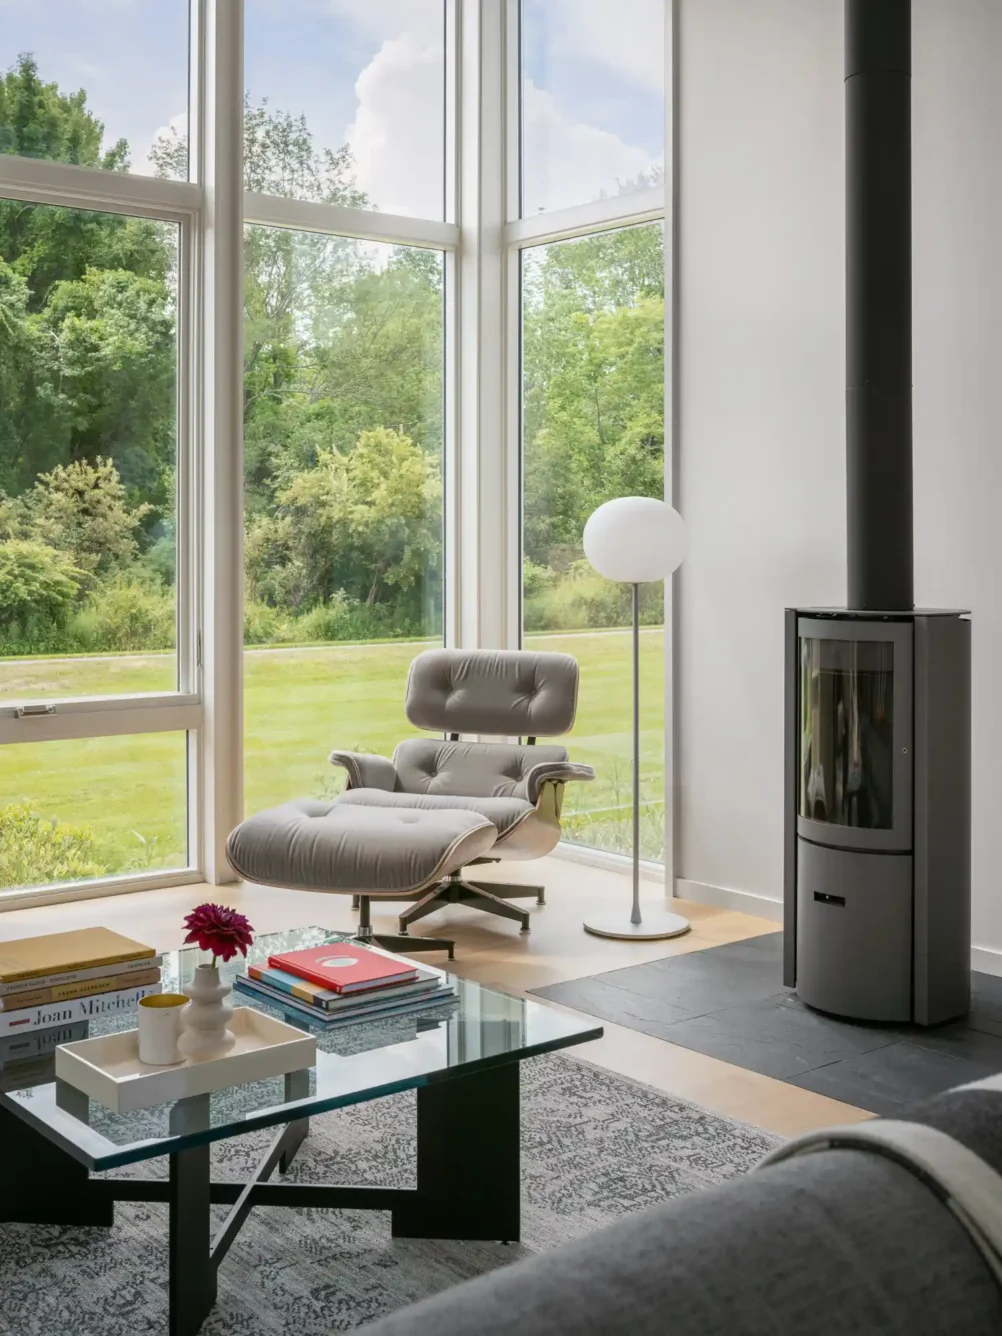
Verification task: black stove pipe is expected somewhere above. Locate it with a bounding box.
[845,0,913,611]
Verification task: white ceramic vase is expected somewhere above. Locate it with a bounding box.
[177,963,236,1061]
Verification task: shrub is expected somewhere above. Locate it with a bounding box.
[10,458,150,582]
[523,561,664,632]
[523,558,556,600]
[295,590,352,642]
[243,600,294,645]
[69,575,176,652]
[0,803,107,888]
[0,539,82,630]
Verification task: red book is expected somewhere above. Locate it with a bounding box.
[267,944,418,995]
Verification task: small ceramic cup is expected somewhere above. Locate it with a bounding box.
[137,993,188,1066]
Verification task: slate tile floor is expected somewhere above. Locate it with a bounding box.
[533,933,1002,1115]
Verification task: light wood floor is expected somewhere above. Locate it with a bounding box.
[0,857,869,1136]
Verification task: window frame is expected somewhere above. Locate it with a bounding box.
[0,0,674,909]
[0,86,205,904]
[501,0,675,881]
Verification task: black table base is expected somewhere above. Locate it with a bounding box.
[0,1062,521,1336]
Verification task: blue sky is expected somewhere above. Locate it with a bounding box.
[0,0,664,217]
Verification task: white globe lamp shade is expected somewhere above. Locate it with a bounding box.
[583,497,688,583]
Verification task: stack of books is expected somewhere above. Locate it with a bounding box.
[0,928,162,1043]
[234,942,455,1028]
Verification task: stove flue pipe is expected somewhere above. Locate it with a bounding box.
[845,0,913,611]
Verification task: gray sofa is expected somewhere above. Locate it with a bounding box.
[359,1083,1002,1336]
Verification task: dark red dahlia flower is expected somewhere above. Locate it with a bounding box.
[182,903,255,964]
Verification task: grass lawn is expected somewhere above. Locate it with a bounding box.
[0,629,664,889]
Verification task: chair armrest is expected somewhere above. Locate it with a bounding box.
[522,761,595,805]
[328,750,398,792]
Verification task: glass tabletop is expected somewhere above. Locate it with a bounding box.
[0,927,601,1171]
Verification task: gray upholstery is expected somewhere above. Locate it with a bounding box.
[358,1086,1002,1336]
[225,799,497,895]
[393,738,570,799]
[404,649,579,736]
[227,648,592,925]
[337,788,534,838]
[328,750,398,792]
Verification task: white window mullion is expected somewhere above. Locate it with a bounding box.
[457,0,509,650]
[242,192,458,250]
[665,0,680,898]
[503,0,522,647]
[199,0,245,883]
[0,154,201,216]
[505,188,667,250]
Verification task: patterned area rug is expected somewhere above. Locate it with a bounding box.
[0,1052,779,1336]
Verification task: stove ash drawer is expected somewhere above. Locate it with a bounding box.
[796,838,912,1022]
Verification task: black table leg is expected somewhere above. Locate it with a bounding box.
[280,1068,310,1173]
[169,1141,216,1336]
[0,1099,112,1227]
[392,1062,520,1243]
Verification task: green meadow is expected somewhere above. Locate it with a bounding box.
[0,629,665,890]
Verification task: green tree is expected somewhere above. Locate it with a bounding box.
[0,539,81,628]
[1,458,150,582]
[0,56,176,501]
[0,53,127,169]
[522,224,665,571]
[246,428,441,617]
[37,267,177,503]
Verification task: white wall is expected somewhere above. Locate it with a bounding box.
[675,0,1002,962]
[675,0,845,911]
[912,0,1002,959]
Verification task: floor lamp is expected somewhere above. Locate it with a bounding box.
[581,496,691,941]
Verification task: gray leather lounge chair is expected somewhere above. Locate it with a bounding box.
[331,648,595,935]
[226,648,594,957]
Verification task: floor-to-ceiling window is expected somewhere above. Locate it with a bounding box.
[0,6,199,898]
[0,1,670,907]
[240,1,450,814]
[515,0,668,861]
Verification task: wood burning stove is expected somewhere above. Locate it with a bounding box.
[784,609,970,1025]
[783,2,972,1025]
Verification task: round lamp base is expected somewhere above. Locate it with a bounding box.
[583,910,691,942]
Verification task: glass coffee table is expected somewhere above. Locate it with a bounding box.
[0,927,601,1336]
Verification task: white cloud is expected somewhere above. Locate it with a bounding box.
[522,79,657,215]
[324,0,441,45]
[332,0,662,219]
[143,109,187,178]
[537,0,665,96]
[345,34,444,218]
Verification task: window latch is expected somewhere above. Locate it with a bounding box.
[15,704,57,718]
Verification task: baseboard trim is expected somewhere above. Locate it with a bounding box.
[553,841,667,885]
[972,945,1002,978]
[675,878,783,924]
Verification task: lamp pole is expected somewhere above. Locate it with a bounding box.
[631,581,642,926]
[581,495,691,941]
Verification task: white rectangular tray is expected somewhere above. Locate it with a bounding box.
[54,1007,316,1114]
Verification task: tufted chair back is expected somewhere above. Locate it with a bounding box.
[404,648,579,736]
[395,649,579,799]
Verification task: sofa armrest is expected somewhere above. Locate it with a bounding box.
[328,750,398,792]
[522,761,595,805]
